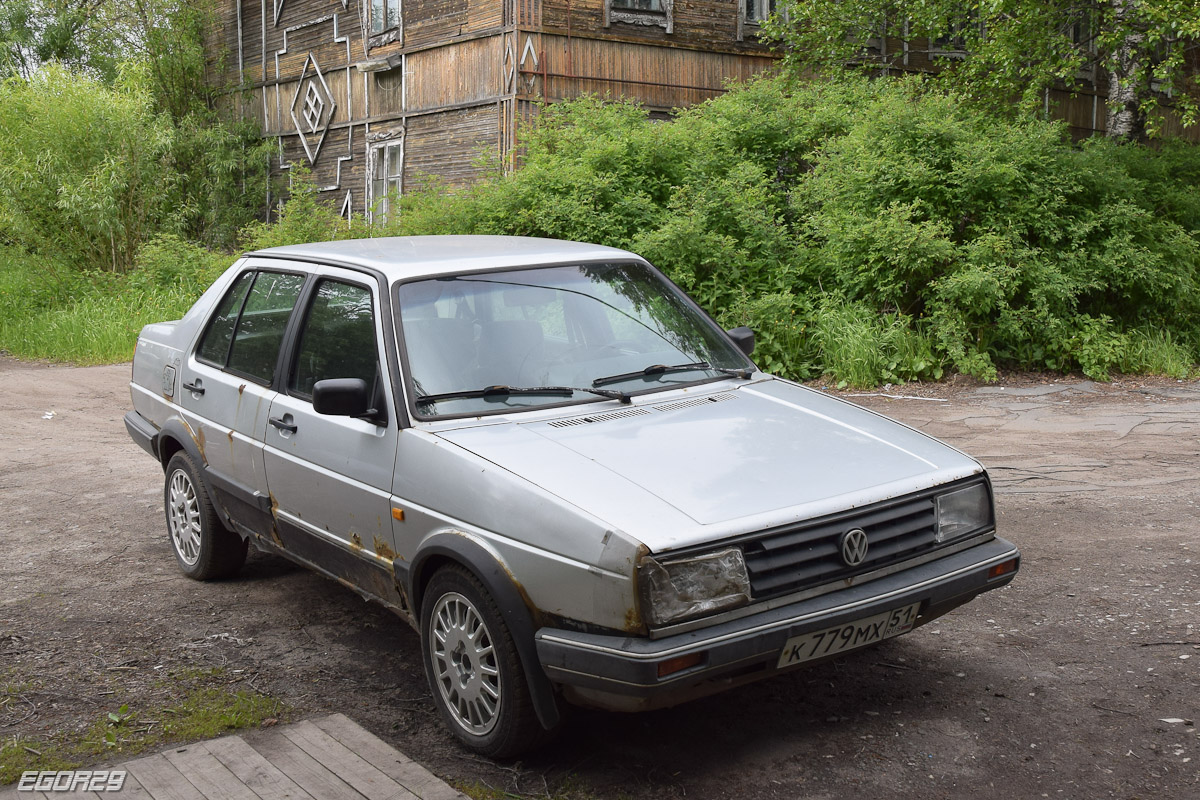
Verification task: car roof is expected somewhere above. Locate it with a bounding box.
[246,236,641,280]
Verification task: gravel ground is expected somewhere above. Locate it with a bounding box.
[1,356,1197,799]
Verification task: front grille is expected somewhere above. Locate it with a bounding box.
[742,494,939,598]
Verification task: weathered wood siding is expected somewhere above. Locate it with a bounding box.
[401,0,505,51]
[405,37,504,112]
[404,105,502,190]
[517,32,774,108]
[204,0,799,216]
[540,0,768,54]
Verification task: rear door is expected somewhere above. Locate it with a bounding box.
[262,267,404,605]
[178,266,307,536]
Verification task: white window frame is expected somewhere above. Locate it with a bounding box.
[370,0,400,32]
[368,0,402,45]
[605,0,673,34]
[368,131,404,224]
[737,0,781,43]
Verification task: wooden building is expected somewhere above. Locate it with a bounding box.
[204,3,1198,218]
[204,0,778,219]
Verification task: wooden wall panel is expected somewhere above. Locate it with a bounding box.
[406,38,503,112]
[263,67,355,135]
[279,125,357,189]
[540,0,770,54]
[203,6,236,87]
[528,34,774,109]
[238,0,265,85]
[402,0,504,52]
[404,105,501,190]
[370,68,406,118]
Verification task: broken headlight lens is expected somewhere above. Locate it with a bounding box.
[638,548,752,627]
[935,482,993,542]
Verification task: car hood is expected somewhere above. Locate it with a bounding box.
[433,379,983,551]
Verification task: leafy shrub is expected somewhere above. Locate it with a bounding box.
[6,71,1199,381]
[0,64,178,272]
[239,170,371,251]
[374,76,1199,383]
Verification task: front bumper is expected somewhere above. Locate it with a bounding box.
[535,536,1019,712]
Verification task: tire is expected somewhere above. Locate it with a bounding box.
[163,451,248,580]
[420,565,549,757]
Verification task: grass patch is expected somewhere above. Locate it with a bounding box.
[810,301,943,388]
[0,240,229,364]
[0,669,285,783]
[0,738,80,785]
[1117,328,1198,379]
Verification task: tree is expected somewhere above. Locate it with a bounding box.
[764,0,1200,142]
[0,0,139,81]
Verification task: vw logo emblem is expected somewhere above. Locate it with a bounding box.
[840,528,869,566]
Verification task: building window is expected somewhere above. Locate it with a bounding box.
[605,0,672,33]
[371,0,400,33]
[613,0,663,10]
[744,0,774,23]
[931,13,980,60]
[370,138,403,223]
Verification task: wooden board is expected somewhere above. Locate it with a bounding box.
[0,716,464,800]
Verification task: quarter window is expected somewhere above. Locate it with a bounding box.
[197,271,254,366]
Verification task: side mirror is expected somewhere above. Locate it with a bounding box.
[726,326,755,357]
[312,378,373,417]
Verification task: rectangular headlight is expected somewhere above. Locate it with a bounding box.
[638,548,752,627]
[936,483,993,542]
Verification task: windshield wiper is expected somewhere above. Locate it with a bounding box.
[713,366,755,379]
[592,361,713,388]
[417,384,631,406]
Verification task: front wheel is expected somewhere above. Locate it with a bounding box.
[163,452,247,580]
[420,565,548,757]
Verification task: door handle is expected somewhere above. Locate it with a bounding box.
[182,380,205,395]
[269,415,297,434]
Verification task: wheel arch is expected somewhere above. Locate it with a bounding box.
[154,418,204,472]
[403,533,562,730]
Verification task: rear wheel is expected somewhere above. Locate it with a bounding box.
[420,565,548,757]
[163,452,247,580]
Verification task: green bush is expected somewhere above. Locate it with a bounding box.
[4,72,1199,381]
[0,238,234,363]
[378,76,1199,384]
[795,80,1200,381]
[0,64,179,272]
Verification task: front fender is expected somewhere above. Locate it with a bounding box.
[399,532,562,730]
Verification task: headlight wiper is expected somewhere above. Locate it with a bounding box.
[592,361,713,388]
[417,384,631,406]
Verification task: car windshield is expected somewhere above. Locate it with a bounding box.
[397,261,754,417]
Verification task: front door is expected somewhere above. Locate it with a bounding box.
[262,269,403,605]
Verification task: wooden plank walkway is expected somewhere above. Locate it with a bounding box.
[1,714,468,800]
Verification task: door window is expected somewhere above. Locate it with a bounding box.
[196,270,305,384]
[289,280,379,399]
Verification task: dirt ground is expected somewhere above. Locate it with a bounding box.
[1,356,1197,800]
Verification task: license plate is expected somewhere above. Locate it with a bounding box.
[776,603,921,669]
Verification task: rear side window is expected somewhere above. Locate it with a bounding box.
[197,271,253,365]
[196,270,305,384]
